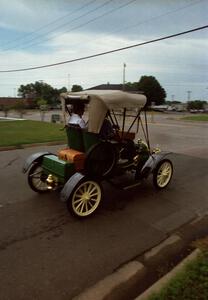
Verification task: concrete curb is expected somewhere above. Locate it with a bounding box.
[0,141,65,152]
[135,249,201,300]
[143,234,182,265]
[71,234,186,300]
[72,214,208,300]
[73,261,146,300]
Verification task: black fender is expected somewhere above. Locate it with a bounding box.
[22,151,52,173]
[140,152,172,178]
[60,172,86,202]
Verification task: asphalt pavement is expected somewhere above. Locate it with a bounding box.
[0,115,207,300]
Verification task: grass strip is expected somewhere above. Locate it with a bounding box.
[182,115,208,122]
[148,250,208,300]
[0,120,67,147]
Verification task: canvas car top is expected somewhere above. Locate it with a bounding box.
[60,90,147,134]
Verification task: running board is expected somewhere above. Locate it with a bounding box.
[106,174,142,190]
[122,181,142,190]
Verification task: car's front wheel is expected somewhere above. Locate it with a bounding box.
[28,163,49,193]
[153,159,173,189]
[67,180,102,218]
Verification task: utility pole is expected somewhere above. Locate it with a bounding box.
[187,90,192,101]
[68,74,71,92]
[39,80,44,98]
[122,63,126,91]
[171,94,175,102]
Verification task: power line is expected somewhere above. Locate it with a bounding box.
[59,0,205,58]
[1,0,98,49]
[111,0,205,36]
[20,0,137,51]
[0,24,207,73]
[3,0,114,51]
[24,0,207,58]
[2,0,204,52]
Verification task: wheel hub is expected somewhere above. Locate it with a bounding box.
[162,170,169,177]
[82,193,91,202]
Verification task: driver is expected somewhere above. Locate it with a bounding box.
[99,117,115,140]
[68,102,86,129]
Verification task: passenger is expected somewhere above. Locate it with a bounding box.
[68,102,86,129]
[99,117,115,140]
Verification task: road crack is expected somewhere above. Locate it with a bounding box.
[1,156,19,169]
[0,214,70,251]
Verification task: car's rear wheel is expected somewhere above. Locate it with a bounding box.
[85,142,118,177]
[67,180,102,218]
[153,159,173,189]
[28,163,49,193]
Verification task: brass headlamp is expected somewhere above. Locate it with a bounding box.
[46,174,58,190]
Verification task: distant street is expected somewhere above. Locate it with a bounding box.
[0,113,208,299]
[1,109,208,159]
[147,113,208,159]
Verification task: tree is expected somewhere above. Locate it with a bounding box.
[18,83,36,98]
[36,98,48,108]
[187,100,207,110]
[166,100,181,105]
[0,104,12,117]
[138,76,166,106]
[58,87,67,94]
[13,99,27,118]
[18,82,67,107]
[125,82,139,92]
[36,98,48,121]
[71,85,83,92]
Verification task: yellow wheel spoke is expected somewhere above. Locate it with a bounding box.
[80,186,85,194]
[90,198,98,202]
[75,190,84,197]
[86,183,93,192]
[84,184,89,193]
[79,202,85,213]
[74,191,84,198]
[73,197,83,204]
[85,202,89,212]
[75,200,84,211]
[88,185,97,194]
[89,192,99,197]
[157,177,163,185]
[31,171,41,177]
[88,201,94,208]
[36,180,43,187]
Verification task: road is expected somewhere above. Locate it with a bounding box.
[147,113,208,159]
[0,115,208,300]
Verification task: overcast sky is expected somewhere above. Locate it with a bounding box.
[0,0,207,101]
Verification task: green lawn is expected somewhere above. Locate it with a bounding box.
[182,114,208,122]
[148,250,208,300]
[0,120,67,147]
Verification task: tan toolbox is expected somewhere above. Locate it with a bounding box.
[58,148,86,171]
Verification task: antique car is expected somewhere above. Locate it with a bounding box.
[23,90,173,218]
